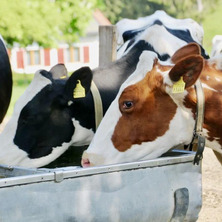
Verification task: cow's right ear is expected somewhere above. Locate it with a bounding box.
[65,66,93,101]
[168,55,204,89]
[171,43,201,64]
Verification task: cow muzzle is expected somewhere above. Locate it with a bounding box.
[81,151,91,167]
[81,151,105,167]
[81,157,91,168]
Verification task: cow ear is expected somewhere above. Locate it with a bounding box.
[49,63,68,79]
[38,69,53,81]
[169,55,204,89]
[65,66,93,100]
[171,43,201,64]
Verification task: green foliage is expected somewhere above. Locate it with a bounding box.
[6,73,34,117]
[114,0,163,21]
[13,73,34,87]
[55,0,99,44]
[0,0,99,48]
[0,0,61,47]
[152,0,219,23]
[101,0,219,24]
[100,0,221,54]
[100,0,124,24]
[202,0,222,54]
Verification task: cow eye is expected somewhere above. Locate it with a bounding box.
[123,101,133,109]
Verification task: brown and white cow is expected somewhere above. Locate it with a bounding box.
[82,43,222,167]
[0,20,208,168]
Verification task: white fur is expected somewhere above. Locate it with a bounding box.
[0,71,52,167]
[18,120,94,167]
[202,83,218,92]
[208,55,222,70]
[85,51,222,166]
[71,119,95,146]
[211,35,222,57]
[116,10,203,49]
[85,52,157,164]
[14,70,52,115]
[136,25,186,57]
[0,120,94,168]
[215,77,221,82]
[118,24,188,59]
[86,99,195,166]
[204,129,222,154]
[4,141,72,168]
[0,67,98,167]
[85,51,197,166]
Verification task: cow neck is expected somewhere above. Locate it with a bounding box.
[90,81,103,130]
[188,79,205,165]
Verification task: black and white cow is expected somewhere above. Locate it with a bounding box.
[0,12,208,168]
[211,35,222,57]
[116,10,204,47]
[0,44,148,168]
[0,35,12,123]
[116,10,208,60]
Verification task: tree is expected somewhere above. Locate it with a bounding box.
[55,0,100,44]
[101,0,219,24]
[153,0,219,23]
[100,0,124,24]
[0,0,100,48]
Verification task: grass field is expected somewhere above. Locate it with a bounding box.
[5,3,222,118]
[6,73,34,117]
[202,0,222,54]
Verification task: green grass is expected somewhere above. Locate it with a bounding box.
[6,73,34,117]
[202,1,222,54]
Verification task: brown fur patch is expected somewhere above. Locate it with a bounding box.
[184,61,222,162]
[169,55,204,88]
[112,66,177,152]
[171,43,201,64]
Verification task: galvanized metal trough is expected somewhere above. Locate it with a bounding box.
[0,150,202,222]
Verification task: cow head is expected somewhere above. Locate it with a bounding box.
[82,47,204,167]
[0,64,93,167]
[116,10,208,60]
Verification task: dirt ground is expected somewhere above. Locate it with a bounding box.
[197,148,222,222]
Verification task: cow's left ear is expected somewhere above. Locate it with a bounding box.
[39,69,53,81]
[49,63,68,79]
[65,66,93,100]
[169,55,204,89]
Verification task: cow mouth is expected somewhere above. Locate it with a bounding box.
[81,158,91,168]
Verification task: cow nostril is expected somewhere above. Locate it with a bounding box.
[81,158,91,168]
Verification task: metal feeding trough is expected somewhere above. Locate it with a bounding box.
[0,150,202,222]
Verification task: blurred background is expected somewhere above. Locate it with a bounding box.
[1,0,222,117]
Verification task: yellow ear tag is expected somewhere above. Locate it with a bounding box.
[73,80,85,98]
[172,77,185,94]
[60,75,67,79]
